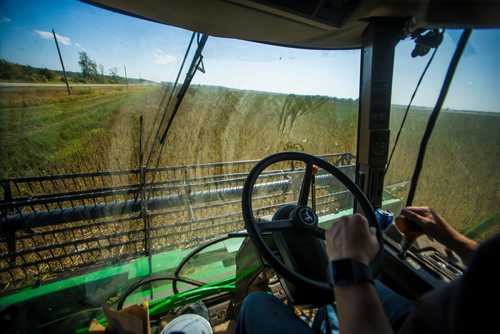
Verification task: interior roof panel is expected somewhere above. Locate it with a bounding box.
[82,0,500,49]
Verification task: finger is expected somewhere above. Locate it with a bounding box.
[396,214,414,227]
[369,227,380,250]
[401,208,427,227]
[352,213,369,228]
[325,224,335,240]
[395,215,409,232]
[405,206,430,213]
[402,232,418,245]
[325,226,332,238]
[352,213,367,221]
[396,215,424,238]
[428,207,443,222]
[338,215,350,224]
[326,219,343,241]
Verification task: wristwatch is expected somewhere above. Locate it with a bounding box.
[327,259,374,286]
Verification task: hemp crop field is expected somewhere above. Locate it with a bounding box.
[0,84,499,239]
[386,105,500,239]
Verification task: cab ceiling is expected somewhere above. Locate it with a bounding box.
[83,0,500,49]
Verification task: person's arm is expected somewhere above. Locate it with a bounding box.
[325,214,394,334]
[334,283,393,334]
[396,206,478,265]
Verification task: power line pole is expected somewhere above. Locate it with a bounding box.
[124,65,128,90]
[52,28,71,96]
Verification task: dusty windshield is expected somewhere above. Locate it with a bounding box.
[385,29,500,242]
[0,0,359,296]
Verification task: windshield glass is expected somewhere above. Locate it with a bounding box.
[385,29,500,242]
[162,38,360,165]
[0,0,359,312]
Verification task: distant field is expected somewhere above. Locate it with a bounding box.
[386,105,500,239]
[161,85,358,165]
[0,84,498,240]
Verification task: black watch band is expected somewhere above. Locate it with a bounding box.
[327,259,374,286]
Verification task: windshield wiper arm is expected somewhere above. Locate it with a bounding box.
[159,34,208,144]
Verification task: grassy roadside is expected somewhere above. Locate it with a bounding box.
[0,85,142,108]
[0,85,163,177]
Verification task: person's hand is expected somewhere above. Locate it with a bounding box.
[325,213,379,265]
[396,206,457,247]
[396,206,477,264]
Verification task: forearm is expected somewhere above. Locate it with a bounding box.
[445,233,478,265]
[334,283,393,334]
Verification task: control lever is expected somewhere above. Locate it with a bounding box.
[311,165,318,211]
[395,218,423,257]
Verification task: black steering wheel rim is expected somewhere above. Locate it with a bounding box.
[242,152,383,292]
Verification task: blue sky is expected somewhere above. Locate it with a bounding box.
[0,0,499,112]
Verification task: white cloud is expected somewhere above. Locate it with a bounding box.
[35,29,71,45]
[155,48,176,64]
[74,42,86,51]
[0,17,11,23]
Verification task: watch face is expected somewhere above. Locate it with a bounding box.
[331,260,355,285]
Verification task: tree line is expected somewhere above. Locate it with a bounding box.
[77,51,122,83]
[0,52,150,84]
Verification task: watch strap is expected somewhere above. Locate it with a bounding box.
[328,259,374,286]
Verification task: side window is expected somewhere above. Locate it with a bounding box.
[385,29,500,241]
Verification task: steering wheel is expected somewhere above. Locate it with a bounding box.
[242,152,383,296]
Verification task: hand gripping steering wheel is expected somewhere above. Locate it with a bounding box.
[241,152,383,295]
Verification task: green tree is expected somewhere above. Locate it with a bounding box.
[109,67,119,82]
[78,51,98,79]
[109,67,118,77]
[38,68,54,81]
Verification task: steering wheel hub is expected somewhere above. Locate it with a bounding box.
[293,206,318,228]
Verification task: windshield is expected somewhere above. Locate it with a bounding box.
[385,29,500,242]
[0,0,359,304]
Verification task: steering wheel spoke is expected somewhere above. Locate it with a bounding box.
[298,161,313,206]
[256,218,294,232]
[309,225,325,239]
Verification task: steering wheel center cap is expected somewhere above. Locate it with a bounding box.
[297,207,318,227]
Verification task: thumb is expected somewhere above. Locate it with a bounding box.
[396,215,422,244]
[402,231,418,245]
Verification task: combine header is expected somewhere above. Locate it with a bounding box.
[0,153,356,292]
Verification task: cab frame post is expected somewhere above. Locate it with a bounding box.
[356,19,404,209]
